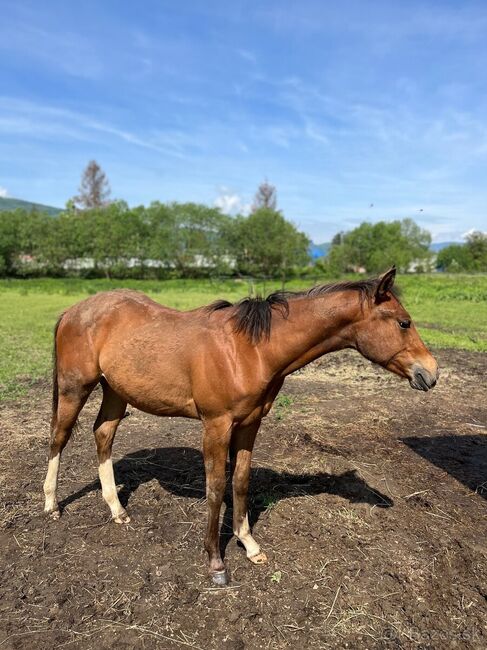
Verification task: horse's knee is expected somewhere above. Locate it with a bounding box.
[206,475,226,501]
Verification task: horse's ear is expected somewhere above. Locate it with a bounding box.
[375,266,396,302]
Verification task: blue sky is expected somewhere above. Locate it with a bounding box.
[1,1,486,242]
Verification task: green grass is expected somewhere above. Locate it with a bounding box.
[0,274,485,400]
[273,393,295,420]
[397,274,487,351]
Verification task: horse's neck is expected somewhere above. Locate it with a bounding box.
[266,293,360,377]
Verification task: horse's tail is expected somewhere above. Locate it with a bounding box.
[51,312,65,436]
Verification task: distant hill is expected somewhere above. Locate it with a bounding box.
[0,196,62,216]
[309,242,330,259]
[430,241,459,252]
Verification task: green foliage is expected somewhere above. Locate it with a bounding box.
[437,232,487,272]
[0,202,230,279]
[273,393,295,420]
[0,202,309,281]
[164,202,232,277]
[328,218,432,274]
[0,209,54,276]
[271,570,282,583]
[436,243,473,272]
[257,494,278,512]
[225,208,310,280]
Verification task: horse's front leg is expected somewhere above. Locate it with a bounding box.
[230,420,267,565]
[202,416,233,585]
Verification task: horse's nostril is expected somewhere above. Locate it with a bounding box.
[411,364,438,391]
[413,368,433,390]
[419,369,436,389]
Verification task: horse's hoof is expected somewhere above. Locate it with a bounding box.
[211,570,229,586]
[114,512,131,524]
[45,509,60,520]
[249,552,267,565]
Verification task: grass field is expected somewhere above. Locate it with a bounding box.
[0,274,485,399]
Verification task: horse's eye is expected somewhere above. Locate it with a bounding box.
[399,319,411,329]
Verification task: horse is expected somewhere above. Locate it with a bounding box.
[43,267,438,585]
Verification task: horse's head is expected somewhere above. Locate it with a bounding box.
[353,267,438,391]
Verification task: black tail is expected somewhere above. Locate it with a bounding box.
[51,313,64,434]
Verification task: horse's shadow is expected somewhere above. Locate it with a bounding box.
[60,446,393,556]
[402,434,487,500]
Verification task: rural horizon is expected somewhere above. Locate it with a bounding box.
[0,191,481,249]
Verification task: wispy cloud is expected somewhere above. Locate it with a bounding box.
[0,186,8,198]
[255,1,487,42]
[304,123,330,146]
[0,21,104,80]
[237,49,257,64]
[0,97,194,160]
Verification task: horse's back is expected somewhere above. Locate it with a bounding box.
[65,288,170,321]
[56,289,219,417]
[55,289,265,419]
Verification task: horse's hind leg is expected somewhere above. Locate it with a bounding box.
[44,384,95,518]
[93,379,129,524]
[230,420,267,565]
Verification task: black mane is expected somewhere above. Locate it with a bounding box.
[207,277,395,343]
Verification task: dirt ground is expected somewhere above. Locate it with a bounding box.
[0,349,486,649]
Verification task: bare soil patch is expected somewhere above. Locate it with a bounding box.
[0,349,486,649]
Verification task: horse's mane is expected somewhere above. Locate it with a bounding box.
[207,277,397,343]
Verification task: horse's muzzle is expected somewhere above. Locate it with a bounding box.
[409,365,438,392]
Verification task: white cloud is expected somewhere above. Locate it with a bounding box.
[214,188,251,215]
[0,186,7,197]
[462,228,487,239]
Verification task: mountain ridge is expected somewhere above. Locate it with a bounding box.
[0,196,62,216]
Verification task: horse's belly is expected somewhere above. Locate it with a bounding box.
[101,354,198,419]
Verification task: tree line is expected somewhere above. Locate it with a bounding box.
[0,201,311,279]
[1,160,485,279]
[2,202,485,279]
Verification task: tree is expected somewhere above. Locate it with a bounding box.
[168,203,232,277]
[72,160,111,210]
[251,179,277,212]
[436,243,472,272]
[437,231,487,272]
[0,209,57,276]
[225,208,310,282]
[328,219,432,274]
[465,231,487,270]
[0,210,22,275]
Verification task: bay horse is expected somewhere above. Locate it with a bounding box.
[43,267,438,585]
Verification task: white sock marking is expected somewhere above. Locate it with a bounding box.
[99,458,125,518]
[43,453,60,512]
[235,514,260,558]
